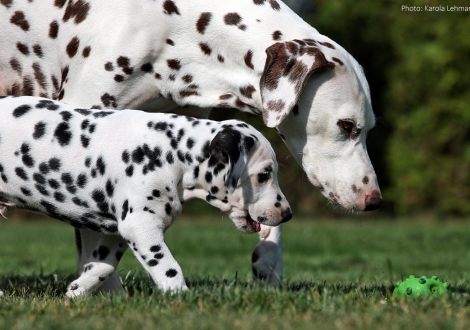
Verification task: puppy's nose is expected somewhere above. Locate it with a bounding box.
[364,190,382,211]
[281,208,292,223]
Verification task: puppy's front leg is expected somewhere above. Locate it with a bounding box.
[119,212,187,292]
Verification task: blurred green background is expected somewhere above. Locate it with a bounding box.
[208,0,470,218]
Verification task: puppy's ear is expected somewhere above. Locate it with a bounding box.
[260,40,335,127]
[210,128,255,193]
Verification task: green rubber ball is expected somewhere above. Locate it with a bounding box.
[393,275,453,299]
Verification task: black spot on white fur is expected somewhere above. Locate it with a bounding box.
[165,269,178,278]
[13,105,31,118]
[54,122,73,146]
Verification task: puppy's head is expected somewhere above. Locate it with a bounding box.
[206,121,292,234]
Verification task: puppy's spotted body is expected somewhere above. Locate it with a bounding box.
[1,0,381,288]
[0,96,291,296]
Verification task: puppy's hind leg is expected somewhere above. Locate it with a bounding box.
[66,234,127,298]
[75,228,125,295]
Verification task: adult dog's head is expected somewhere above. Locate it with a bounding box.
[259,39,382,212]
[187,121,292,234]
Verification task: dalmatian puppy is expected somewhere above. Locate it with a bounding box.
[0,96,292,296]
[0,0,381,289]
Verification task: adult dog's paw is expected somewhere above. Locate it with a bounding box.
[251,237,282,287]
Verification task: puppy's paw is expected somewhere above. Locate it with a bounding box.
[65,282,86,298]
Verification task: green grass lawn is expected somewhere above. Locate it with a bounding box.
[1,215,470,329]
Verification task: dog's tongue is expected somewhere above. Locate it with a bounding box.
[246,214,261,232]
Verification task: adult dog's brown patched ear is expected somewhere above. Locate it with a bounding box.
[260,40,335,127]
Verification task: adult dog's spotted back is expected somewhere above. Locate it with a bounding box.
[1,0,381,288]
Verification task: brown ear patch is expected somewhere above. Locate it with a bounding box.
[261,40,334,94]
[259,40,335,127]
[266,100,285,112]
[287,61,309,94]
[260,43,289,92]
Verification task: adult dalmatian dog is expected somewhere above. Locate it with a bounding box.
[0,96,292,296]
[0,0,382,291]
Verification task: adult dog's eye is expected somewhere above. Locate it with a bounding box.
[338,120,354,135]
[337,119,361,138]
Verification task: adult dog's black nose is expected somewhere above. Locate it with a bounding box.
[281,208,292,223]
[364,190,382,211]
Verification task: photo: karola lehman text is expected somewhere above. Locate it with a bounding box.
[402,5,470,12]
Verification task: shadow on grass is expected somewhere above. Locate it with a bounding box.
[3,271,470,300]
[0,273,75,298]
[0,271,407,299]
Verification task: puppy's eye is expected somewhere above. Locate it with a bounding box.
[257,166,273,184]
[258,172,270,183]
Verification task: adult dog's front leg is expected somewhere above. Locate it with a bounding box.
[252,224,283,287]
[119,213,187,292]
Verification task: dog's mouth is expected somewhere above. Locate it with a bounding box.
[245,214,261,233]
[230,210,261,233]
